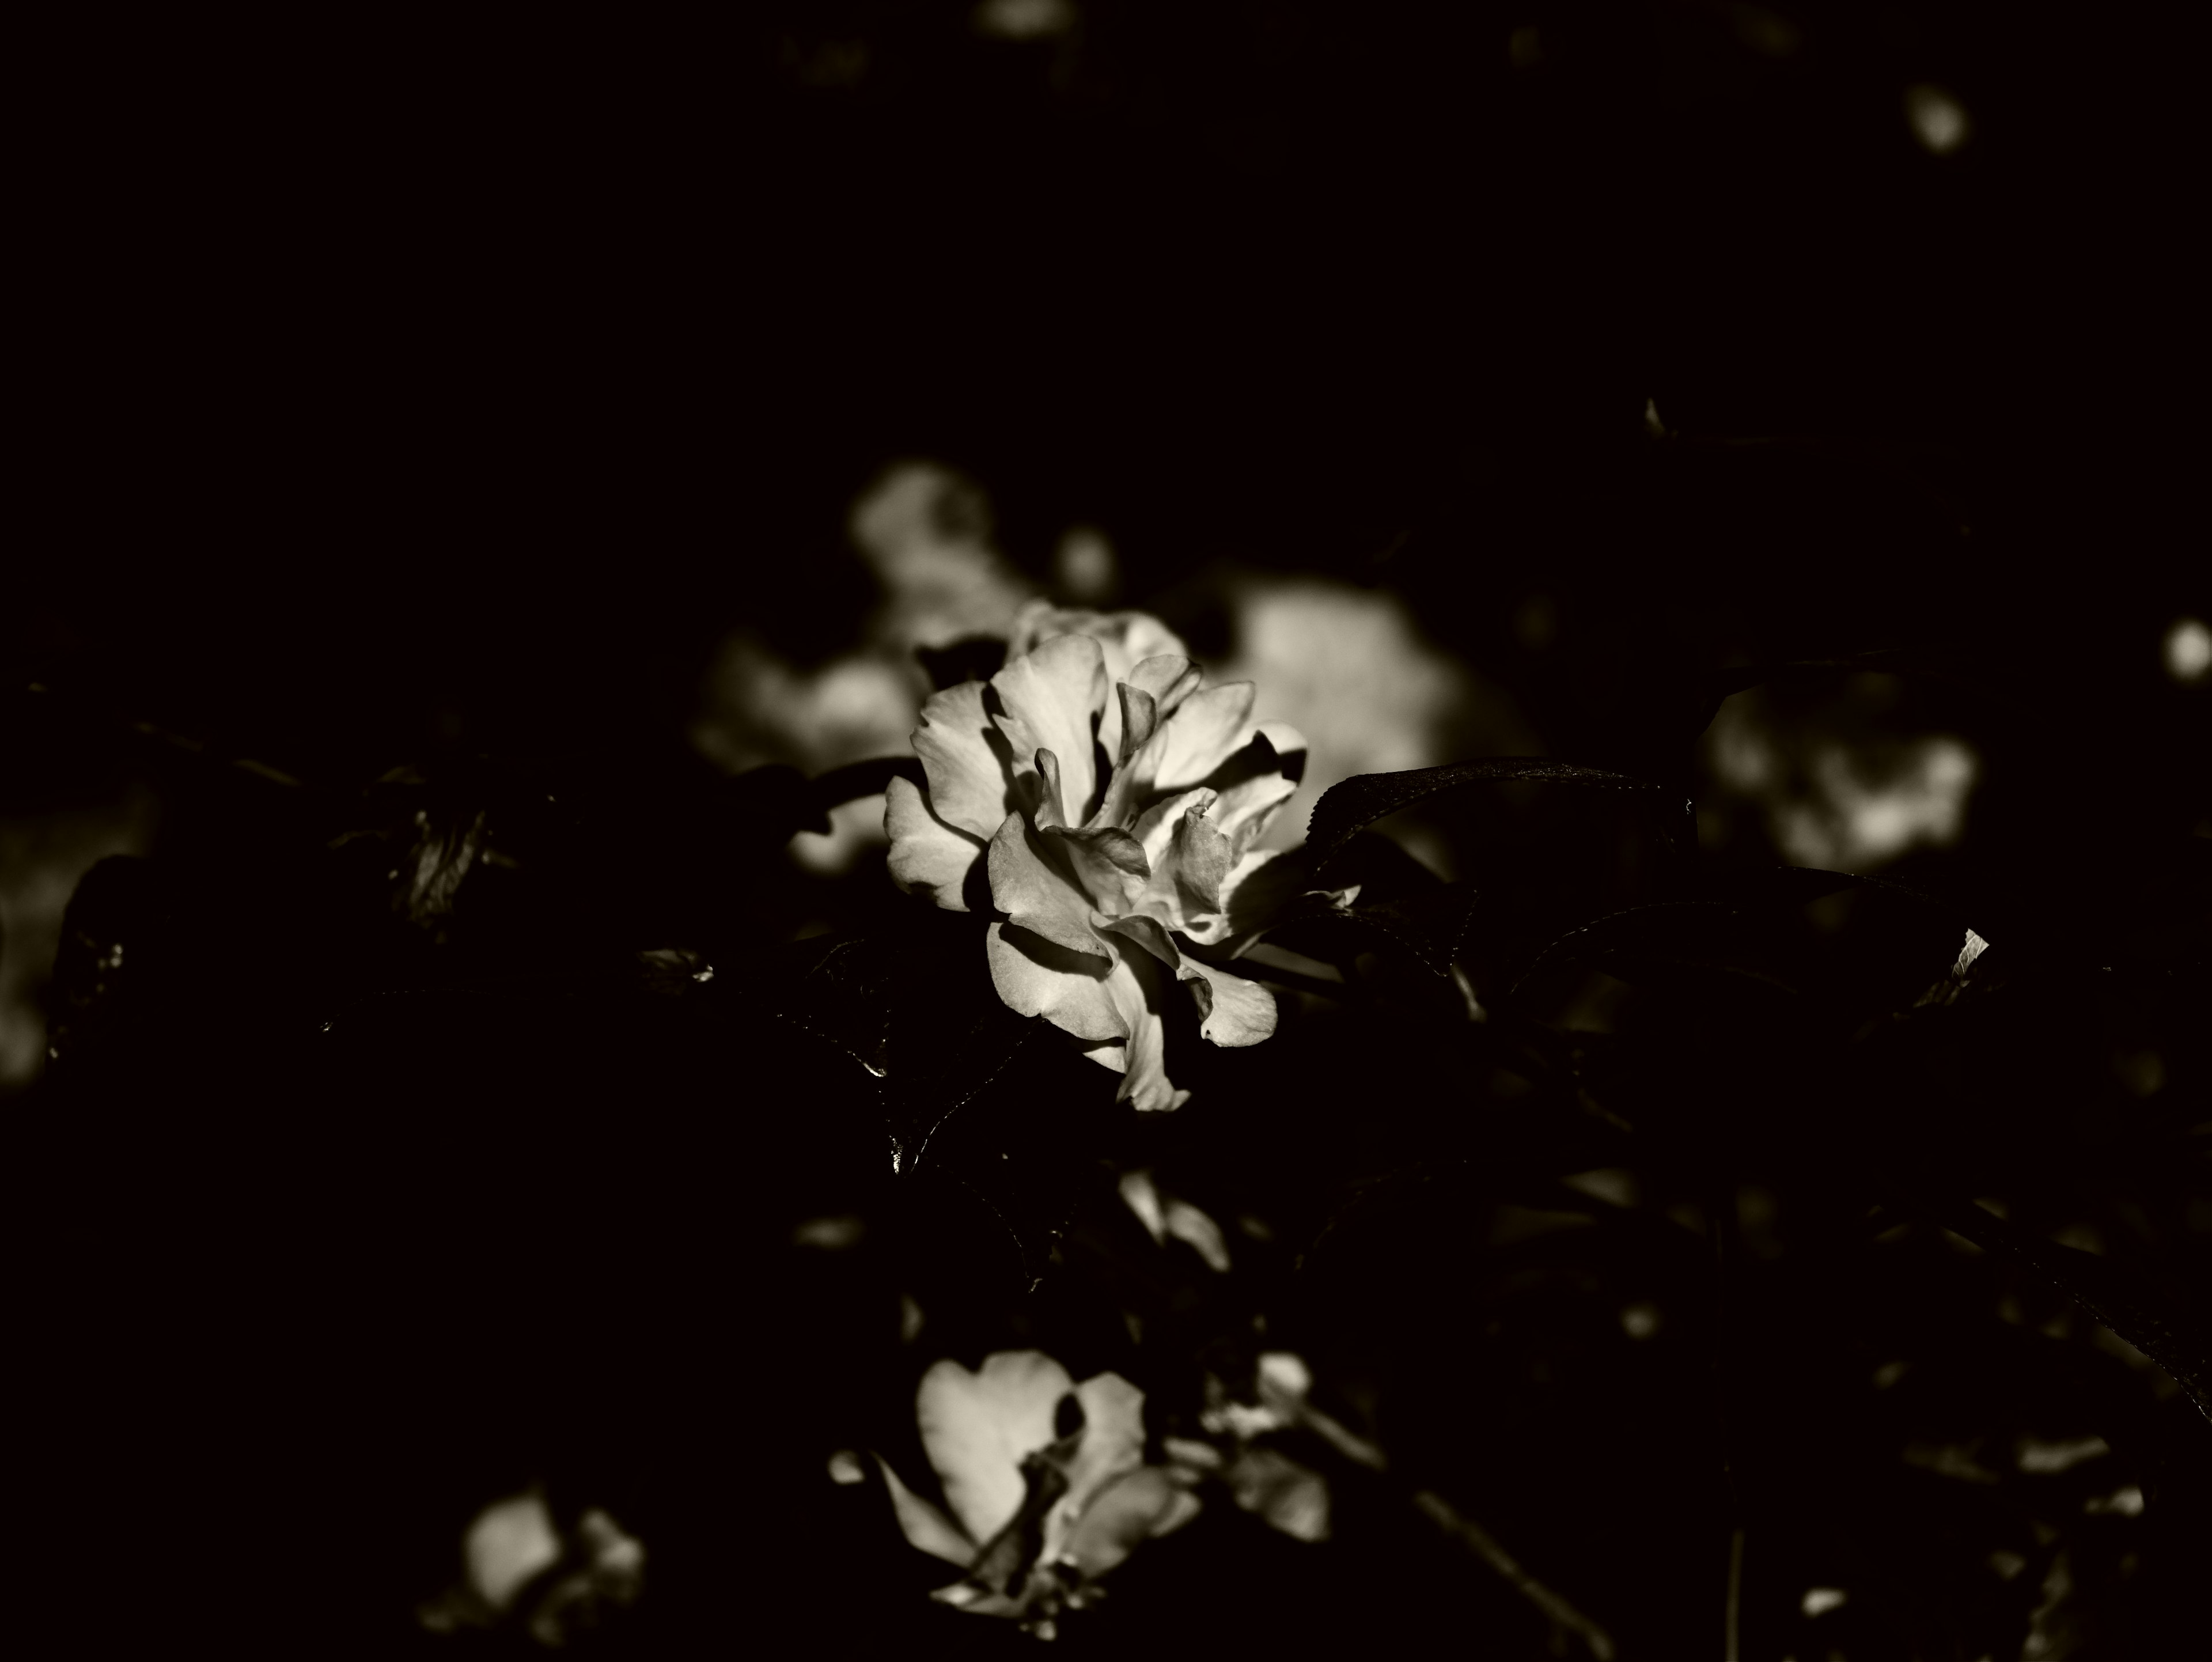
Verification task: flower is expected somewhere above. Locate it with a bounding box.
[416,1487,645,1646]
[884,604,1355,1110]
[870,1350,1201,1637]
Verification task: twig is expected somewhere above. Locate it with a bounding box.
[1411,1489,1616,1661]
[1706,1178,1747,1662]
[1268,1390,1613,1659]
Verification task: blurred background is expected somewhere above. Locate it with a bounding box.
[10,2,2205,1085]
[7,5,2206,1655]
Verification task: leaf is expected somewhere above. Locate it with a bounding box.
[1270,887,1481,978]
[753,907,1109,1290]
[1305,760,1691,881]
[1881,1179,2212,1429]
[1507,901,1805,1005]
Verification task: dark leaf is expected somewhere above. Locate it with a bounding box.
[1271,886,1482,978]
[1508,901,1805,1005]
[1305,759,1691,881]
[44,855,171,1069]
[1881,1178,2212,1429]
[746,907,1105,1289]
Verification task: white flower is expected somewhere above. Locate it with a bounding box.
[884,607,1354,1110]
[873,1350,1201,1637]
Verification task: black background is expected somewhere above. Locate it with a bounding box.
[10,7,2206,1657]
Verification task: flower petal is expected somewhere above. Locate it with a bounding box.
[884,776,987,911]
[1203,724,1306,854]
[1097,941,1188,1111]
[991,634,1106,826]
[1180,955,1278,1047]
[1150,681,1259,794]
[1058,1373,1147,1522]
[874,1455,979,1569]
[1007,597,1182,668]
[918,1351,1076,1545]
[1125,653,1203,718]
[1227,1447,1331,1542]
[1057,1467,1201,1581]
[1041,823,1150,915]
[987,922,1126,1042]
[1141,792,1233,932]
[987,813,1109,961]
[911,680,1020,841]
[1101,914,1277,1047]
[1115,683,1158,769]
[1128,787,1216,877]
[1028,747,1069,830]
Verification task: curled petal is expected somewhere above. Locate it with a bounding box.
[1043,823,1150,915]
[987,922,1126,1042]
[1156,794,1233,927]
[918,1351,1075,1546]
[1029,748,1069,830]
[991,635,1107,826]
[911,680,1019,841]
[1096,941,1188,1112]
[1125,653,1203,719]
[884,777,986,910]
[1101,914,1276,1046]
[1149,681,1259,794]
[1097,911,1182,973]
[1128,787,1216,878]
[1180,955,1279,1047]
[1115,683,1158,768]
[988,813,1109,961]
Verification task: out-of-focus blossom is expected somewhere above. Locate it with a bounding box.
[885,606,1356,1110]
[1202,575,1534,866]
[1704,686,1979,871]
[1181,1352,1338,1543]
[872,1350,1200,1638]
[1118,1167,1232,1271]
[417,1487,645,1646]
[692,463,1039,876]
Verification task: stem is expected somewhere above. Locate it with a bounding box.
[1274,1396,1614,1659]
[1709,1178,1745,1662]
[1724,1524,1744,1662]
[1412,1490,1616,1661]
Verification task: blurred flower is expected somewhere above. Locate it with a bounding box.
[1177,1351,1337,1544]
[692,463,1037,876]
[417,1487,645,1646]
[1118,1168,1232,1272]
[872,1350,1200,1638]
[885,606,1356,1109]
[1202,574,1533,864]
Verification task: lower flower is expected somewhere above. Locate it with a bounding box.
[863,1350,1201,1638]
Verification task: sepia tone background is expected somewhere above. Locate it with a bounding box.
[7,6,2205,1657]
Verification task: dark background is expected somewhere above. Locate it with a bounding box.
[16,2,2202,771]
[9,6,2206,1658]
